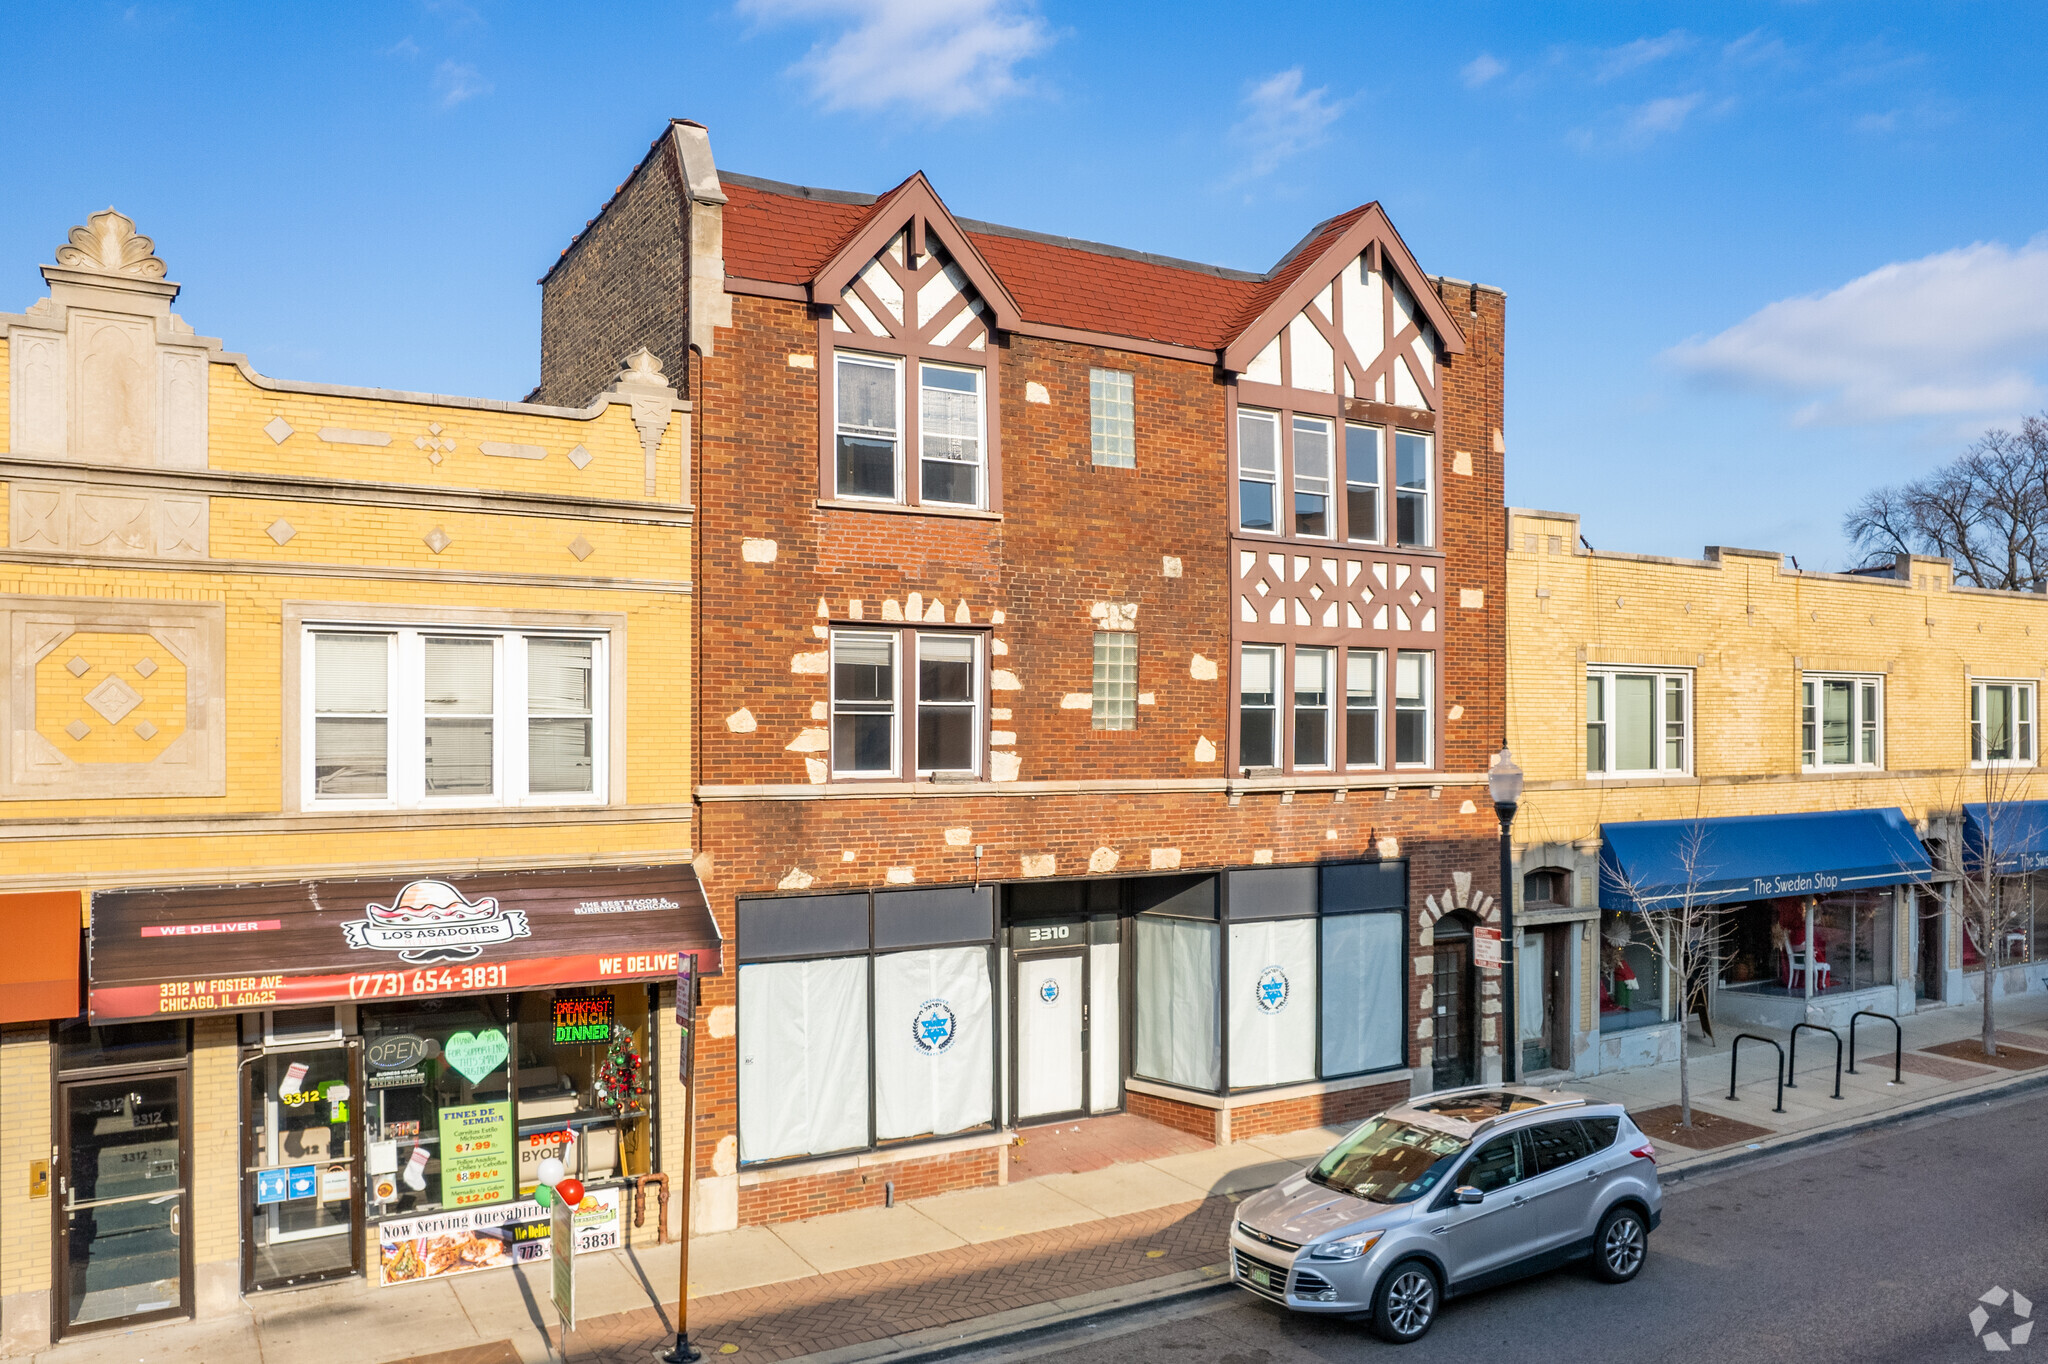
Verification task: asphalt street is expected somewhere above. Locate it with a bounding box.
[961,1084,2048,1364]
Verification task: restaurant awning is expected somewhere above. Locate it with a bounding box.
[1961,801,2048,875]
[88,863,720,1022]
[0,892,82,1023]
[1598,808,1933,911]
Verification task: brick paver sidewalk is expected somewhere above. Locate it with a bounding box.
[446,1195,1233,1363]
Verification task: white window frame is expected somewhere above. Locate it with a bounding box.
[1345,648,1383,770]
[834,351,904,503]
[1586,667,1692,778]
[1972,678,2037,768]
[913,632,981,777]
[1291,416,1334,540]
[1393,650,1433,769]
[1344,422,1383,545]
[1239,644,1282,769]
[830,629,902,779]
[917,361,987,509]
[1293,646,1334,769]
[1801,673,1884,772]
[1393,428,1432,549]
[1237,409,1280,535]
[301,626,608,811]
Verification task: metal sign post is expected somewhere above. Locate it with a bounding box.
[659,954,700,1362]
[550,1187,576,1331]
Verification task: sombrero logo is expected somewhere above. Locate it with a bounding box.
[1255,966,1290,1014]
[912,999,958,1055]
[342,880,531,964]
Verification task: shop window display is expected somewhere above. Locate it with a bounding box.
[510,989,651,1192]
[1598,913,1665,1032]
[1810,892,1894,993]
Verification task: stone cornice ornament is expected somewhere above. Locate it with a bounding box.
[54,208,167,278]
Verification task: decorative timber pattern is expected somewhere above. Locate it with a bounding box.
[1231,537,1444,647]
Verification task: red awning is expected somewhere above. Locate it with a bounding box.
[1,892,82,1023]
[88,864,719,1022]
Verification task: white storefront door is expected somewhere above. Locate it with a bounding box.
[1015,951,1086,1121]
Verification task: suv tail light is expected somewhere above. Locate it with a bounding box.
[1630,1143,1657,1164]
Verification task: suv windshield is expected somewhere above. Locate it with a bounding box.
[1309,1117,1469,1203]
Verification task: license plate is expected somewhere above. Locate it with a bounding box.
[1249,1265,1272,1288]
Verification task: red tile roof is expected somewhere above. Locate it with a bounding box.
[718,176,1370,354]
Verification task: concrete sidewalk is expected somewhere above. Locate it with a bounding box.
[31,993,2048,1364]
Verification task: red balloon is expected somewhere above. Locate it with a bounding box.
[555,1177,586,1208]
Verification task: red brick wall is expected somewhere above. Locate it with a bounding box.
[737,1147,1002,1223]
[1127,1088,1220,1143]
[1434,281,1509,777]
[1227,1080,1410,1142]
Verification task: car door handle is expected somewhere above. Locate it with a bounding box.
[1584,1169,1601,1181]
[1430,1226,1450,1235]
[1511,1196,1528,1207]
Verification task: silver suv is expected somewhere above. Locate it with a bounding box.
[1230,1086,1661,1343]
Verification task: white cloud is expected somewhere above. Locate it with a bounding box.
[433,59,491,106]
[1462,52,1506,89]
[1667,236,2048,427]
[740,0,1051,118]
[1596,30,1692,81]
[1570,90,1704,152]
[1227,68,1346,182]
[1628,92,1703,138]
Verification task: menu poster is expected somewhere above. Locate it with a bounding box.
[439,1101,513,1208]
[378,1187,621,1287]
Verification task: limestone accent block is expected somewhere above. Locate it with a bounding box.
[882,599,904,620]
[711,1134,739,1177]
[319,428,392,447]
[991,609,1006,625]
[991,639,1008,655]
[1020,853,1056,878]
[1448,704,1464,720]
[787,353,816,369]
[742,538,778,564]
[1378,836,1401,858]
[842,850,857,861]
[804,757,827,783]
[1190,654,1218,680]
[1460,588,1485,608]
[990,751,1021,781]
[777,867,815,891]
[791,651,828,674]
[885,866,916,884]
[954,601,970,623]
[1089,847,1120,872]
[785,728,828,752]
[1090,602,1138,630]
[1138,692,1155,706]
[907,593,924,619]
[1025,381,1051,404]
[992,670,1023,691]
[264,416,294,444]
[724,710,757,734]
[1149,848,1182,870]
[1460,799,1477,814]
[1060,693,1091,709]
[945,827,973,846]
[1452,450,1474,476]
[990,730,1016,746]
[568,535,595,561]
[1194,736,1217,762]
[1253,849,1274,864]
[1162,556,1183,578]
[480,441,547,460]
[708,1006,736,1039]
[811,701,828,720]
[924,598,947,623]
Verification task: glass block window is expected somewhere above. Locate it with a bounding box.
[1092,631,1138,730]
[1090,368,1135,468]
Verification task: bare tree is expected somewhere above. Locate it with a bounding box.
[1601,821,1731,1127]
[1844,414,2048,591]
[1938,761,2042,1057]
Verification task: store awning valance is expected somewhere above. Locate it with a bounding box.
[1598,808,1933,911]
[1961,801,2048,875]
[0,892,82,1023]
[88,864,720,1022]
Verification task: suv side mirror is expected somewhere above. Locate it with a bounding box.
[1454,1186,1485,1205]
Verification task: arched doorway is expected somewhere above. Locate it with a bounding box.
[1431,912,1478,1088]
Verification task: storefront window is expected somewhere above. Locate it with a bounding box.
[359,998,510,1218]
[510,989,652,1191]
[874,946,994,1141]
[1321,911,1405,1075]
[1228,919,1318,1088]
[1134,914,1221,1090]
[1811,891,1894,993]
[737,957,871,1162]
[56,1018,189,1072]
[1598,913,1665,1032]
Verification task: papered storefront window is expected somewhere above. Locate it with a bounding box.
[1227,919,1318,1087]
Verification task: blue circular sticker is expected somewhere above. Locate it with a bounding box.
[912,998,958,1055]
[1255,966,1290,1015]
[1038,978,1060,1005]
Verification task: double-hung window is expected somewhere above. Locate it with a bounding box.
[1239,646,1280,767]
[1237,410,1279,533]
[1586,668,1690,776]
[835,354,901,501]
[1801,674,1882,770]
[306,627,605,807]
[1394,430,1431,547]
[1973,680,2036,766]
[1394,651,1431,766]
[1345,423,1382,543]
[1292,417,1332,537]
[1089,368,1135,467]
[919,364,983,506]
[1346,650,1382,768]
[831,629,984,778]
[1293,648,1333,768]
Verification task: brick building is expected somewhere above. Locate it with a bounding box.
[0,210,707,1351]
[540,120,1510,1229]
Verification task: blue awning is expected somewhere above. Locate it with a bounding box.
[1598,808,1933,911]
[1962,801,2048,874]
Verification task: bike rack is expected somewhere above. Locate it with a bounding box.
[1848,1010,1903,1085]
[1787,1022,1843,1100]
[1728,1033,1786,1113]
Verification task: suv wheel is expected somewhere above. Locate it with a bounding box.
[1369,1259,1440,1343]
[1593,1206,1648,1283]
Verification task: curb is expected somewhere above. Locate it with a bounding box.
[778,1264,1235,1364]
[1655,1063,2048,1186]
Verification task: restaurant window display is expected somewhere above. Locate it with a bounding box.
[1598,913,1666,1032]
[510,989,652,1192]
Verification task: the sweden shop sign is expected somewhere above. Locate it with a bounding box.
[1749,872,1842,898]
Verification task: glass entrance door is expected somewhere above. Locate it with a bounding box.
[1014,949,1087,1122]
[244,1043,362,1290]
[58,1074,190,1335]
[1432,940,1474,1088]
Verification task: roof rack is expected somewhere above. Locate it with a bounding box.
[1470,1096,1587,1138]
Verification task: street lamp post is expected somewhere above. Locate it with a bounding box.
[1489,749,1524,1085]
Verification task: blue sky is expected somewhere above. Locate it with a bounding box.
[5,2,2045,567]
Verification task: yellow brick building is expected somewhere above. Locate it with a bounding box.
[1504,506,2048,1080]
[0,211,708,1351]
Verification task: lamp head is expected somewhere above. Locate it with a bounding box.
[1488,748,1524,807]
